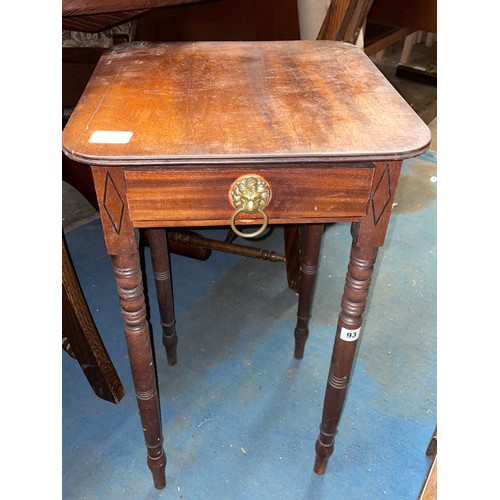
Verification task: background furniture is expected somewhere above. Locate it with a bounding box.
[62,0,204,32]
[364,0,436,56]
[62,234,124,404]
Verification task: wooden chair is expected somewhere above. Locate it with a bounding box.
[63,234,124,403]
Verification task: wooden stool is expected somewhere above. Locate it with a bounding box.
[62,40,430,489]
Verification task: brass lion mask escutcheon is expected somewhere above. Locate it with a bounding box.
[229,175,272,238]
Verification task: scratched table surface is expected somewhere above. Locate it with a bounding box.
[62,40,430,166]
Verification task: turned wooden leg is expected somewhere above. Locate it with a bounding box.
[147,228,178,366]
[294,224,324,359]
[313,160,403,473]
[314,243,378,474]
[112,253,167,489]
[284,225,302,293]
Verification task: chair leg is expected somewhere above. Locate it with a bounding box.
[284,225,302,293]
[294,224,324,359]
[147,228,178,366]
[62,234,125,403]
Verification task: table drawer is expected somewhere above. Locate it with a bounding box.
[124,166,374,226]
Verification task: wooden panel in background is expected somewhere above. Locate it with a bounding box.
[135,0,300,41]
[368,0,437,34]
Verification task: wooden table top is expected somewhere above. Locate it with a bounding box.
[62,0,204,31]
[62,40,430,166]
[62,0,201,17]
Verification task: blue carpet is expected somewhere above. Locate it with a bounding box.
[63,153,436,499]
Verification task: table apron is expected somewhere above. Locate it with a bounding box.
[124,166,375,226]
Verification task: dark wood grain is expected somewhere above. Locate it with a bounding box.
[314,243,379,473]
[314,160,402,472]
[89,165,167,489]
[124,165,374,226]
[90,166,137,255]
[62,40,431,489]
[135,0,300,42]
[62,10,148,32]
[62,236,125,404]
[284,225,302,292]
[368,0,437,34]
[62,0,204,31]
[62,41,430,166]
[112,252,167,489]
[147,228,178,365]
[169,230,284,262]
[317,0,352,40]
[62,0,203,16]
[293,224,324,359]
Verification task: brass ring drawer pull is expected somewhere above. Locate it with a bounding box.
[229,175,271,238]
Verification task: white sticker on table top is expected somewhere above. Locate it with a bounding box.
[88,130,133,144]
[340,327,361,342]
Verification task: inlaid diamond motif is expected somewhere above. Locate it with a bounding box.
[103,172,125,234]
[371,164,391,225]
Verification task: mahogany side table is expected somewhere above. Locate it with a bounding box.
[62,40,430,489]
